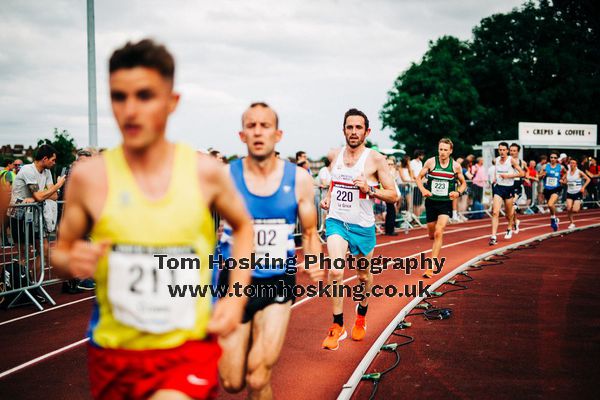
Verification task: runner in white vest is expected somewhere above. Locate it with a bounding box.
[489,142,523,245]
[320,108,398,351]
[562,158,590,229]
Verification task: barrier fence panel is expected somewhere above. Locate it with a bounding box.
[1,203,56,311]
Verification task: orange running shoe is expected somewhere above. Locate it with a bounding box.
[423,268,433,279]
[351,315,367,341]
[322,323,347,350]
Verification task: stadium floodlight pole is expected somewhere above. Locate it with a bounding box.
[87,0,98,147]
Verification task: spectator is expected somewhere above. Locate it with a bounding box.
[9,144,65,277]
[471,157,487,203]
[296,150,311,175]
[410,149,425,218]
[209,149,225,163]
[317,149,336,188]
[13,158,24,174]
[384,157,400,235]
[0,158,16,186]
[524,160,539,209]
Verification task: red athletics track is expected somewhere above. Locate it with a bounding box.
[354,227,600,400]
[0,210,599,399]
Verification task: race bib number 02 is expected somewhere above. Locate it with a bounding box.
[431,180,449,196]
[254,219,290,260]
[107,247,200,334]
[546,177,558,187]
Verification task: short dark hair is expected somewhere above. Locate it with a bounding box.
[3,158,14,167]
[242,102,279,129]
[413,149,425,158]
[549,150,559,157]
[209,150,221,158]
[343,108,369,130]
[498,142,509,149]
[297,160,308,168]
[510,143,521,151]
[322,157,331,167]
[109,39,175,82]
[34,144,57,161]
[296,151,306,160]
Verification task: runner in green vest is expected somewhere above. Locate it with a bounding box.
[415,138,467,278]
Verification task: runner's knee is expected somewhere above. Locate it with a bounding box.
[246,363,271,393]
[434,229,443,241]
[221,376,245,394]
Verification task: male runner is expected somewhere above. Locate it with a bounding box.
[320,108,398,350]
[489,142,523,245]
[415,138,466,278]
[217,102,324,400]
[563,158,590,229]
[509,143,527,233]
[538,150,565,231]
[51,39,254,400]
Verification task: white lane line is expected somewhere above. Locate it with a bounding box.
[2,216,598,380]
[6,210,597,325]
[336,221,600,400]
[0,296,96,328]
[0,338,89,380]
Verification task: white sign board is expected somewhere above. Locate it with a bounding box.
[519,122,597,147]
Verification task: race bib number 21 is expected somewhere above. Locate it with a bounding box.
[107,247,201,334]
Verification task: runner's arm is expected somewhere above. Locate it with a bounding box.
[580,170,591,192]
[511,158,524,179]
[50,163,107,279]
[415,158,434,196]
[450,162,467,200]
[207,163,254,337]
[370,154,398,203]
[211,165,253,290]
[296,168,325,282]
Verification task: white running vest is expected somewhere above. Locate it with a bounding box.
[566,168,582,194]
[495,156,514,187]
[327,147,378,227]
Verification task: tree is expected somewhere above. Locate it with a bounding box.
[469,1,599,139]
[381,36,485,156]
[37,129,77,178]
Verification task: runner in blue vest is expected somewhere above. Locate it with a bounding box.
[538,150,565,231]
[218,102,323,399]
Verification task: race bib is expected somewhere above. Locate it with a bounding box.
[332,185,359,212]
[568,181,579,190]
[107,246,201,334]
[254,219,290,260]
[431,180,449,196]
[546,177,558,187]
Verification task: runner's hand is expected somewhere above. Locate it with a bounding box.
[353,174,369,194]
[499,173,509,179]
[320,196,330,210]
[302,261,325,282]
[69,240,110,279]
[422,189,432,198]
[449,191,459,200]
[208,297,244,337]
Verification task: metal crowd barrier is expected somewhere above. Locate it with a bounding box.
[0,203,56,310]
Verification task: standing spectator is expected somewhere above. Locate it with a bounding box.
[317,149,336,188]
[457,159,472,220]
[586,157,599,203]
[384,157,400,235]
[471,157,487,203]
[0,158,16,186]
[209,149,225,163]
[13,159,24,174]
[524,160,539,209]
[398,155,413,213]
[410,149,425,218]
[9,144,65,274]
[296,150,312,175]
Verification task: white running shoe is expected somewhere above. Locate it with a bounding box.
[504,229,513,239]
[514,220,520,234]
[568,223,576,229]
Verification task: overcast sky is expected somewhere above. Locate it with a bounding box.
[0,0,524,158]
